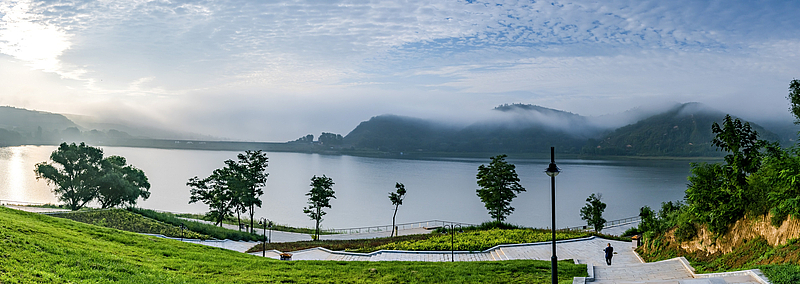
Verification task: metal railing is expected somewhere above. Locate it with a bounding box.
[0,199,48,206]
[561,216,641,232]
[323,220,476,235]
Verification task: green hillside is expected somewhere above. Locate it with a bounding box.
[581,103,780,157]
[0,207,585,283]
[343,105,593,154]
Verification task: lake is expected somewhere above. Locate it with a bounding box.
[0,145,694,230]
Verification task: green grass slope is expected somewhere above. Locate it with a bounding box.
[0,207,585,283]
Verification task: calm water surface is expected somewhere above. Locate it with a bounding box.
[0,145,693,229]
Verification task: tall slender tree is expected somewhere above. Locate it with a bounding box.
[228,150,269,234]
[188,168,236,226]
[303,175,336,240]
[388,182,407,237]
[476,154,526,223]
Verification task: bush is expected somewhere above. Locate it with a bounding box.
[674,221,697,242]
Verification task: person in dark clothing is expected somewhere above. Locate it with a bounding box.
[604,243,614,265]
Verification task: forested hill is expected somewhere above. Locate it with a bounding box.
[343,103,786,157]
[580,103,780,157]
[343,105,597,154]
[0,106,78,133]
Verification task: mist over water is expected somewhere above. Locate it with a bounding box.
[0,146,692,229]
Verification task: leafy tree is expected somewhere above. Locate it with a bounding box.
[388,182,407,237]
[96,156,151,209]
[34,142,104,210]
[683,115,769,235]
[318,132,343,145]
[579,193,606,232]
[638,206,659,234]
[711,114,767,188]
[188,168,236,226]
[476,154,525,223]
[304,175,336,240]
[227,150,269,234]
[788,79,800,124]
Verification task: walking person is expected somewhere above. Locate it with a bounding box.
[604,243,614,265]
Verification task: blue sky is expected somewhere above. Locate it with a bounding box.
[1,0,799,141]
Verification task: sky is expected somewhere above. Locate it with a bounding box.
[0,0,799,141]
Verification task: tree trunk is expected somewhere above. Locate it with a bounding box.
[236,209,242,231]
[249,205,255,234]
[315,208,321,240]
[392,204,399,237]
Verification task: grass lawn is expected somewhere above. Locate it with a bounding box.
[0,206,586,283]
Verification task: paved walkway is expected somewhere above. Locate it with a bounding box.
[247,237,767,284]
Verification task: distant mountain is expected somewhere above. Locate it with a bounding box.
[0,106,219,147]
[581,103,780,157]
[342,103,785,157]
[343,104,597,154]
[0,106,78,133]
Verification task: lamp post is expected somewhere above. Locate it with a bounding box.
[258,218,271,257]
[544,147,560,284]
[179,223,186,242]
[268,220,273,244]
[444,224,463,262]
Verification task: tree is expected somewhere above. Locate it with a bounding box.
[788,79,800,124]
[318,132,343,145]
[303,175,336,240]
[476,154,526,223]
[711,114,767,188]
[388,182,407,237]
[580,193,607,232]
[34,142,104,210]
[96,155,151,209]
[228,150,268,234]
[188,168,236,226]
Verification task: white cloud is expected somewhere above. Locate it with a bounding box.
[0,0,72,75]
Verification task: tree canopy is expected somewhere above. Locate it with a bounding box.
[34,142,150,210]
[303,175,336,240]
[187,150,268,229]
[389,182,407,237]
[476,154,525,223]
[580,193,607,233]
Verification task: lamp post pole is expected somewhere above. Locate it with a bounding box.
[180,223,186,242]
[259,218,268,257]
[545,147,561,284]
[445,224,462,262]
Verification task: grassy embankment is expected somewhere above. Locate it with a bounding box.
[0,206,586,283]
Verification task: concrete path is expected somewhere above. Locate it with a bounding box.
[248,237,766,284]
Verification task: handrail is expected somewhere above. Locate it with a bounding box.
[0,199,48,206]
[561,216,640,232]
[323,220,476,235]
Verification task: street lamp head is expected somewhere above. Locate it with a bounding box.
[545,162,560,177]
[268,220,273,228]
